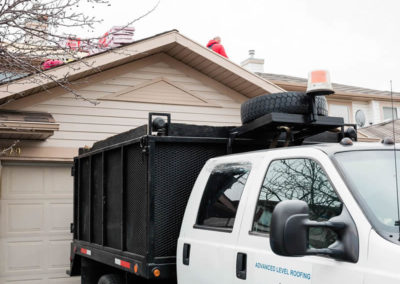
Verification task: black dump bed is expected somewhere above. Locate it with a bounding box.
[71,122,264,280]
[70,111,351,280]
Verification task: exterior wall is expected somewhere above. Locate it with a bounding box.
[327,99,353,123]
[352,101,372,126]
[370,101,382,124]
[367,101,377,125]
[347,100,400,126]
[327,98,400,127]
[4,53,247,152]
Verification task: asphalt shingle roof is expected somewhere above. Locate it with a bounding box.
[358,119,400,142]
[258,72,400,97]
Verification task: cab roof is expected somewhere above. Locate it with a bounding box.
[313,141,397,156]
[220,141,399,161]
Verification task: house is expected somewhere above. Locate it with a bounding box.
[0,30,283,283]
[241,51,400,129]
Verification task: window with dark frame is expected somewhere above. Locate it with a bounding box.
[383,106,398,121]
[252,158,343,248]
[196,163,251,230]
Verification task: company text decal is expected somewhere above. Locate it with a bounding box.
[255,262,311,280]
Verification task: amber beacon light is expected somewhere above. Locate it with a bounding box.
[306,70,334,95]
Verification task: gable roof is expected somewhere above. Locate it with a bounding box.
[260,72,400,101]
[0,30,284,106]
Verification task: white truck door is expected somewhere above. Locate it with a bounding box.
[177,162,252,284]
[233,153,364,284]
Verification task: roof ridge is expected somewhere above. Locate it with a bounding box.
[259,72,400,95]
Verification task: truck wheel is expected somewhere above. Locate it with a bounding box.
[98,274,123,284]
[240,91,328,124]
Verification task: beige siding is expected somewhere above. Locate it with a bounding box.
[11,53,246,149]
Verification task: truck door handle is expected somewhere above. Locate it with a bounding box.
[236,252,247,279]
[183,243,190,265]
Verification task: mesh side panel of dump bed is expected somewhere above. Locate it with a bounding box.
[152,142,226,257]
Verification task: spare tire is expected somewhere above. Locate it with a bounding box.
[240,92,328,124]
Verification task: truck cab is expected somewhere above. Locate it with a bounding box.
[178,142,400,284]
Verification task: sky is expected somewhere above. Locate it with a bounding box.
[78,0,399,92]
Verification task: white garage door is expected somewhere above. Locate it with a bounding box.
[0,162,80,284]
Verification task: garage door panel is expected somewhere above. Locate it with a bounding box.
[6,241,43,272]
[45,167,73,194]
[7,203,44,233]
[3,166,45,195]
[2,200,73,237]
[2,165,73,200]
[47,240,72,269]
[49,203,73,232]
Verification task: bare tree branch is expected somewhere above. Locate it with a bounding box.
[0,0,160,105]
[0,140,20,156]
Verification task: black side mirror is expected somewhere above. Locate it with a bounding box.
[270,200,359,263]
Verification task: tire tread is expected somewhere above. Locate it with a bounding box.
[240,92,328,124]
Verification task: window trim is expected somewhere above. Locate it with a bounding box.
[193,224,233,233]
[248,230,268,237]
[249,156,343,235]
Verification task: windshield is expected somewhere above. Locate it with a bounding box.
[335,150,400,242]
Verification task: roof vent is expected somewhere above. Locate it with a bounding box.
[249,50,255,58]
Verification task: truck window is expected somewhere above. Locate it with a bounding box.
[252,158,343,248]
[196,163,251,231]
[335,150,400,243]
